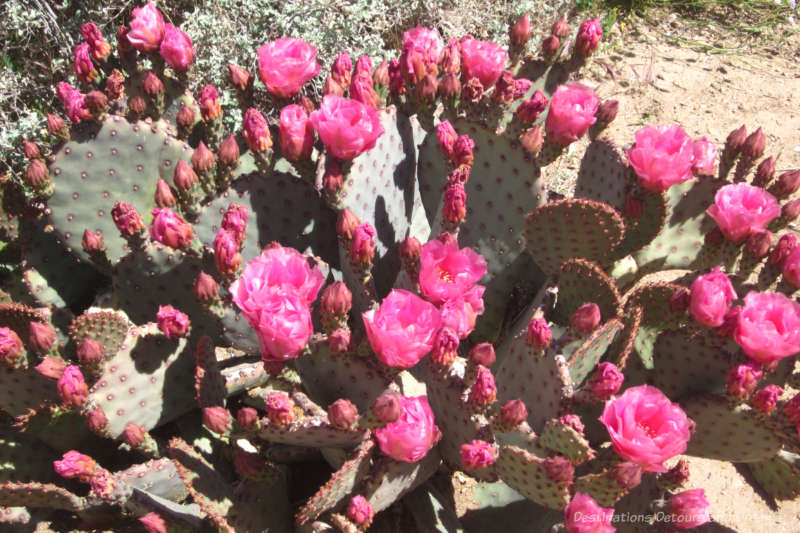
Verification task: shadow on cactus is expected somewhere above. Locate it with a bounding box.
[1,3,799,532]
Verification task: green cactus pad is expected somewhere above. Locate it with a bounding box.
[554,258,622,323]
[608,304,641,369]
[127,487,205,530]
[0,482,85,512]
[257,416,368,448]
[296,439,375,525]
[69,308,132,359]
[525,198,625,276]
[86,322,193,437]
[494,445,570,510]
[574,139,629,210]
[12,406,90,452]
[572,471,628,507]
[0,426,59,483]
[748,450,800,501]
[229,478,293,533]
[683,394,786,462]
[194,336,226,408]
[0,179,25,242]
[614,189,669,260]
[418,118,548,340]
[632,178,722,273]
[115,458,188,503]
[561,319,623,386]
[47,116,193,268]
[538,419,595,464]
[293,338,390,412]
[0,302,46,343]
[624,280,688,331]
[168,436,233,532]
[0,367,59,417]
[363,449,442,512]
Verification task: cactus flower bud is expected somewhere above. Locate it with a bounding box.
[372,393,403,424]
[373,60,389,88]
[73,43,97,84]
[437,37,460,74]
[77,338,104,366]
[35,356,66,379]
[25,159,49,189]
[116,24,133,54]
[159,23,194,72]
[176,106,195,132]
[47,113,67,137]
[438,73,461,101]
[436,120,457,161]
[127,2,165,52]
[105,69,125,101]
[745,229,772,258]
[81,229,104,253]
[516,90,548,123]
[328,398,359,429]
[22,140,40,160]
[543,456,574,486]
[783,247,800,288]
[85,408,109,435]
[520,126,544,156]
[279,104,314,161]
[499,398,528,427]
[128,95,146,116]
[510,13,532,46]
[150,208,193,249]
[328,328,351,353]
[416,73,439,102]
[587,362,624,399]
[57,365,88,408]
[552,15,570,38]
[139,512,168,533]
[513,78,533,100]
[752,385,783,414]
[784,198,800,221]
[595,99,619,127]
[156,305,190,339]
[468,365,497,405]
[265,391,295,426]
[349,223,376,265]
[669,489,711,529]
[85,90,108,115]
[336,209,360,241]
[399,236,421,264]
[228,64,254,92]
[191,141,215,173]
[689,267,737,327]
[0,328,25,368]
[26,322,54,354]
[388,59,405,94]
[753,156,776,187]
[769,233,798,267]
[665,289,689,314]
[323,75,344,96]
[81,23,111,60]
[430,327,459,366]
[198,84,221,121]
[331,52,352,88]
[776,170,800,198]
[218,135,240,167]
[461,440,498,470]
[143,71,164,96]
[462,77,483,103]
[154,179,177,208]
[193,272,219,302]
[323,160,344,194]
[726,362,762,400]
[347,495,374,528]
[571,302,601,334]
[469,342,496,367]
[243,108,272,153]
[575,18,603,57]
[742,128,765,159]
[442,182,467,223]
[122,423,147,447]
[623,195,644,219]
[492,70,516,104]
[112,201,145,237]
[541,35,560,59]
[321,281,352,317]
[565,495,614,533]
[613,462,643,490]
[202,406,232,435]
[526,316,552,349]
[237,407,259,430]
[172,160,196,192]
[54,450,96,482]
[559,414,585,434]
[57,82,90,123]
[725,124,747,153]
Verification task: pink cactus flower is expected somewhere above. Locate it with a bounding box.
[81,23,111,60]
[279,104,315,161]
[331,52,352,88]
[565,492,615,533]
[265,391,295,426]
[347,495,374,527]
[57,365,88,408]
[349,223,377,265]
[257,38,321,98]
[139,512,168,533]
[230,244,324,313]
[221,204,249,244]
[73,44,97,84]
[545,84,599,147]
[571,302,601,333]
[0,328,24,367]
[310,95,384,160]
[689,267,737,327]
[726,362,763,399]
[242,108,272,153]
[733,291,800,364]
[400,26,444,79]
[627,125,694,191]
[362,289,441,368]
[440,285,485,338]
[752,385,783,414]
[156,305,190,339]
[149,208,193,249]
[459,36,508,89]
[198,84,221,121]
[54,450,96,482]
[692,136,717,177]
[252,288,313,361]
[468,365,497,405]
[213,229,242,275]
[575,19,603,57]
[587,362,624,399]
[159,24,194,71]
[56,82,90,123]
[127,2,165,53]
[669,488,711,529]
[782,247,800,288]
[527,317,552,349]
[460,439,498,470]
[418,238,487,304]
[374,395,440,462]
[706,183,781,243]
[600,385,693,472]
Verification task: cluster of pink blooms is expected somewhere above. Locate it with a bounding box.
[373,395,441,463]
[230,244,324,361]
[126,3,194,71]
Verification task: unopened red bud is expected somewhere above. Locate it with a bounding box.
[559,414,585,434]
[752,385,782,414]
[726,362,762,400]
[328,328,351,353]
[468,365,497,405]
[331,52,352,88]
[176,105,195,128]
[469,342,496,367]
[323,75,344,96]
[173,159,197,191]
[438,73,461,100]
[23,140,40,160]
[745,229,772,258]
[726,125,748,152]
[323,161,343,193]
[453,135,475,167]
[122,423,146,447]
[105,69,125,101]
[669,289,690,313]
[499,398,528,426]
[28,322,55,353]
[142,71,163,96]
[543,456,574,486]
[431,327,459,366]
[349,223,376,265]
[85,408,109,434]
[265,392,294,426]
[783,198,800,221]
[193,272,219,302]
[228,64,254,92]
[438,37,461,74]
[769,233,798,266]
[448,165,471,185]
[552,15,570,38]
[526,316,552,349]
[336,209,361,240]
[321,281,352,317]
[81,229,104,253]
[571,302,601,334]
[614,462,643,490]
[191,141,215,172]
[587,362,624,399]
[442,183,467,223]
[154,179,177,208]
[117,25,133,54]
[47,114,66,136]
[492,71,516,104]
[372,393,402,423]
[753,156,776,187]
[541,35,560,59]
[85,91,108,114]
[198,84,221,121]
[237,407,259,429]
[399,236,421,262]
[373,60,389,88]
[516,90,548,123]
[218,135,240,167]
[58,365,88,408]
[202,406,232,434]
[128,95,146,115]
[416,74,439,101]
[328,398,359,429]
[111,201,144,236]
[299,95,315,116]
[742,128,765,159]
[234,449,266,479]
[25,159,48,188]
[510,13,532,46]
[776,170,800,197]
[596,99,619,125]
[520,126,544,156]
[77,338,104,365]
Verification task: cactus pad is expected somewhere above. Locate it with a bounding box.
[561,319,623,386]
[257,416,368,448]
[364,449,442,512]
[572,471,628,507]
[494,445,570,510]
[538,419,595,464]
[69,308,132,358]
[0,368,59,417]
[574,139,629,210]
[554,258,622,323]
[748,450,800,501]
[0,482,86,512]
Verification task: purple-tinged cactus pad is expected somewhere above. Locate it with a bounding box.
[0,426,60,483]
[0,482,86,512]
[229,478,293,532]
[257,415,368,448]
[748,450,800,501]
[555,258,622,323]
[614,189,668,261]
[363,448,442,512]
[608,304,642,369]
[572,471,629,507]
[69,308,132,359]
[538,419,595,464]
[560,319,623,386]
[574,138,629,210]
[495,445,570,510]
[115,458,187,502]
[0,367,59,417]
